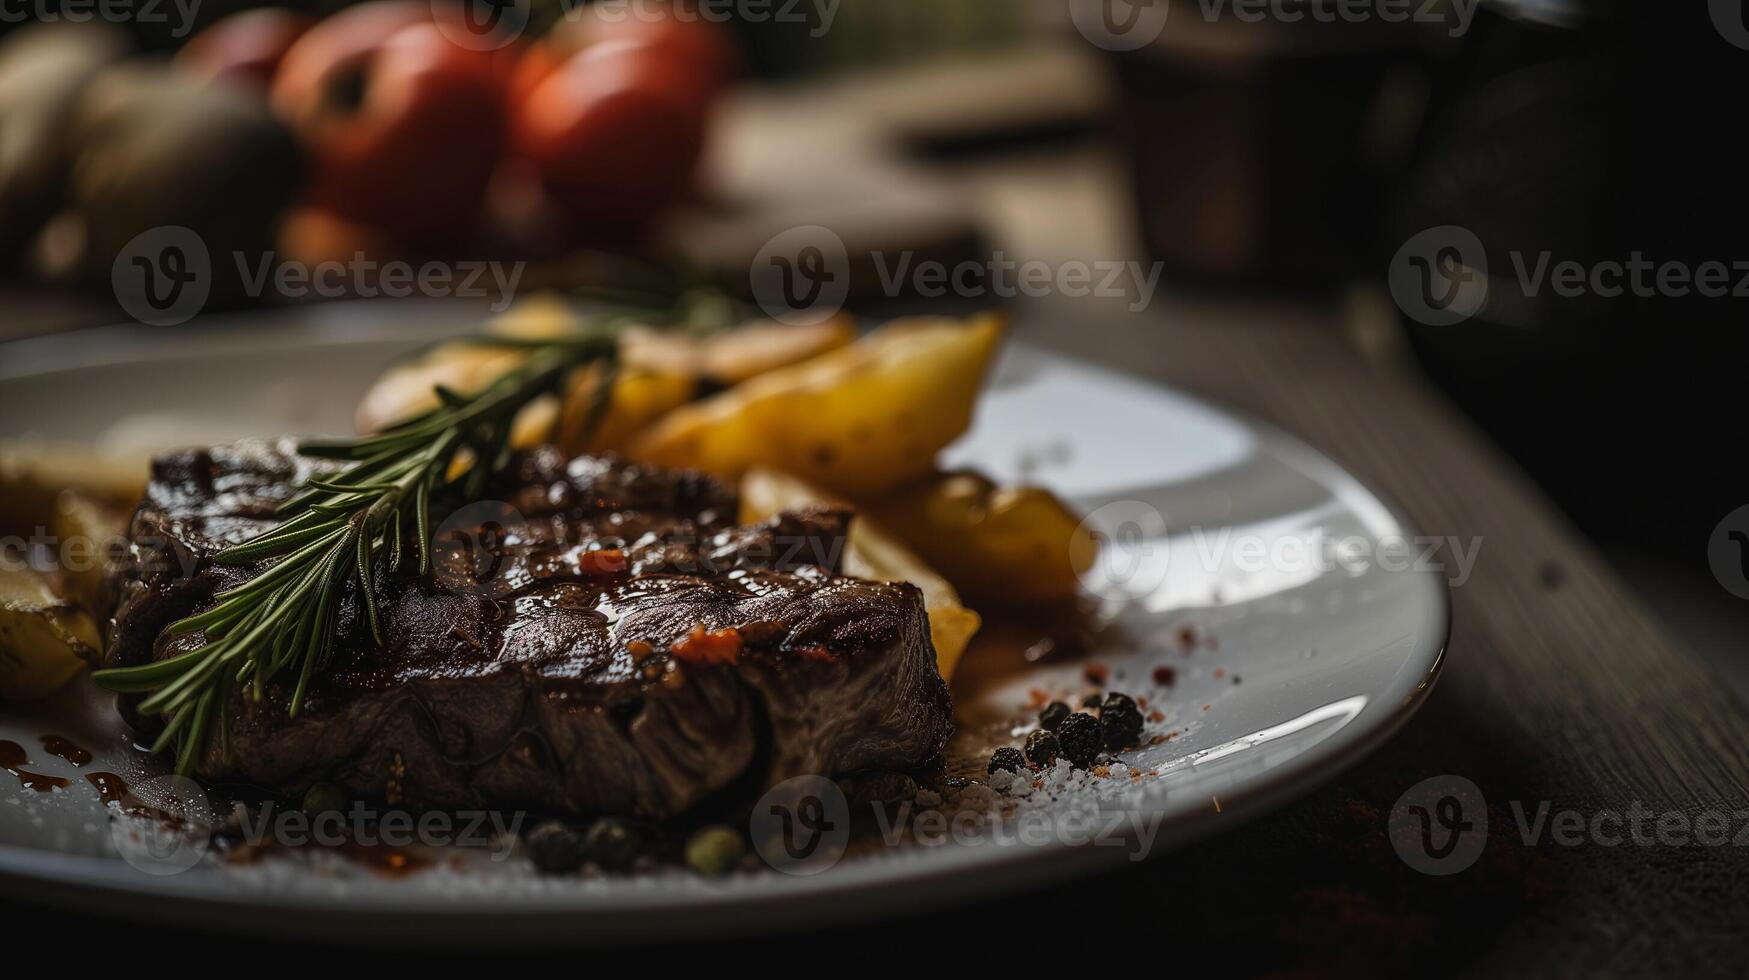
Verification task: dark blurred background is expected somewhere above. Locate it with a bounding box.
[2,0,1746,690]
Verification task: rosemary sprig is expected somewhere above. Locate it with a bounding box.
[92,326,623,775]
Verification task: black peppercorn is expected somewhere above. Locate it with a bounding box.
[1039,701,1071,731]
[1057,712,1101,768]
[987,746,1026,774]
[583,817,641,871]
[525,820,586,874]
[1082,693,1104,709]
[1100,692,1146,750]
[1024,729,1060,766]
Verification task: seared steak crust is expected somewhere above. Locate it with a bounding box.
[106,440,952,818]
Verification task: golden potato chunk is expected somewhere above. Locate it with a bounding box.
[868,470,1095,604]
[354,293,855,456]
[0,440,146,536]
[740,468,981,682]
[50,490,128,618]
[632,314,1005,495]
[0,566,99,700]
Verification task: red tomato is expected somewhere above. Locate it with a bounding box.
[272,3,508,242]
[548,1,734,98]
[177,8,313,90]
[511,39,708,235]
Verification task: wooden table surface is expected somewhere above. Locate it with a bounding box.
[5,61,1747,974]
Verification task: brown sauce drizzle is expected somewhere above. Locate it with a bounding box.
[0,739,70,793]
[86,771,131,807]
[39,734,92,767]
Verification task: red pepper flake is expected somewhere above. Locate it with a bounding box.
[1152,665,1177,686]
[1026,688,1050,709]
[1092,765,1111,778]
[671,625,742,665]
[578,548,628,577]
[793,645,836,663]
[1213,668,1226,680]
[1175,625,1199,652]
[1148,710,1165,723]
[1083,663,1109,686]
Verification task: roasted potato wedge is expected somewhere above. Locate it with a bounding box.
[554,365,696,454]
[632,314,1005,495]
[50,490,128,618]
[740,468,981,681]
[355,294,855,455]
[0,565,99,700]
[868,470,1095,604]
[0,440,147,536]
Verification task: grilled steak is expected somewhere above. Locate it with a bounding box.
[104,440,952,818]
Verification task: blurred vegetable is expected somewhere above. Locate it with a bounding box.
[0,566,100,701]
[0,22,129,268]
[357,295,854,454]
[176,8,313,90]
[868,471,1094,604]
[545,0,736,95]
[739,468,980,681]
[631,314,1005,495]
[0,441,147,537]
[50,491,129,620]
[42,64,302,300]
[272,1,506,242]
[511,38,710,235]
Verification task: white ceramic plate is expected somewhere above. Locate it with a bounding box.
[0,301,1447,943]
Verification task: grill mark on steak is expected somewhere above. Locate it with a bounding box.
[105,440,952,819]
